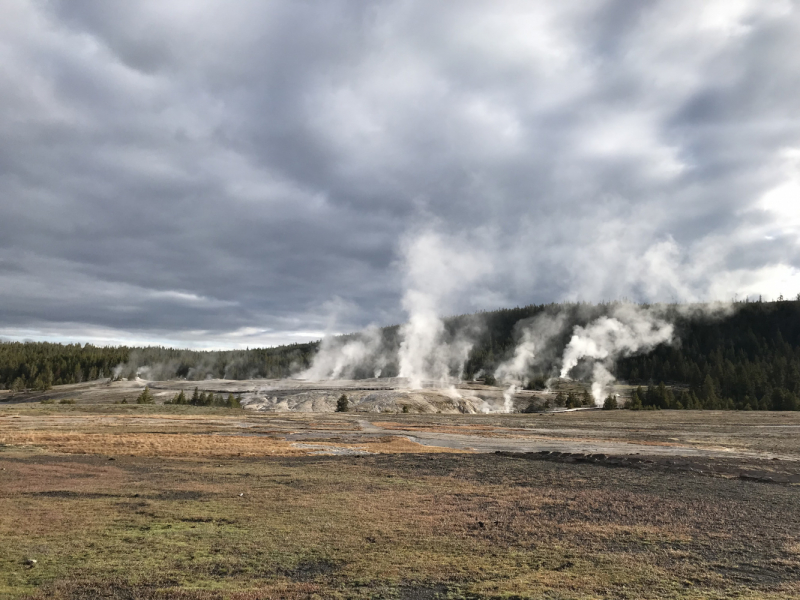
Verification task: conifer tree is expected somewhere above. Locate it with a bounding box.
[581,388,592,406]
[136,386,154,404]
[701,375,717,407]
[628,388,643,410]
[566,392,579,408]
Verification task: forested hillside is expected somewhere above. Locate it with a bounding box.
[2,299,799,410]
[0,342,128,392]
[0,342,316,391]
[462,300,800,410]
[616,301,800,410]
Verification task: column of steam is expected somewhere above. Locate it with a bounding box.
[558,306,675,405]
[494,329,537,413]
[397,229,490,391]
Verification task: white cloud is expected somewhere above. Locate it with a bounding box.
[759,148,800,238]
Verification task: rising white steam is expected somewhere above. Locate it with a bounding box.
[559,304,674,403]
[397,229,490,389]
[590,363,616,404]
[495,329,536,412]
[494,312,567,412]
[297,326,385,380]
[494,329,537,388]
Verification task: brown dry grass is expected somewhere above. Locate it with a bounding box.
[0,431,462,457]
[7,403,800,456]
[2,449,798,599]
[3,405,800,599]
[24,580,324,600]
[1,431,306,457]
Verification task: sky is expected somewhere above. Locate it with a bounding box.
[1,0,799,349]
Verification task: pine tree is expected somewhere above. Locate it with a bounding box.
[663,383,675,409]
[336,394,349,412]
[628,388,643,410]
[645,384,656,407]
[42,367,54,390]
[136,386,155,404]
[566,392,579,408]
[701,375,718,407]
[581,388,593,406]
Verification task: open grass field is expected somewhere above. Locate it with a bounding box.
[2,403,800,599]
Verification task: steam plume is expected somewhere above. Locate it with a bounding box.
[559,304,674,403]
[495,329,535,412]
[397,229,489,389]
[297,326,385,380]
[493,312,567,411]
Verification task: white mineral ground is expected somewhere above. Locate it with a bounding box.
[2,377,531,413]
[149,377,527,414]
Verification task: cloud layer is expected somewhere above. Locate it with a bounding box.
[1,0,799,347]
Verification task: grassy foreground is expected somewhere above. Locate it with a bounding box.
[1,406,799,599]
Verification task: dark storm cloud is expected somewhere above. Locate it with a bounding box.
[0,0,799,347]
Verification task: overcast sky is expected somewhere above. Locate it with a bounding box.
[1,0,799,348]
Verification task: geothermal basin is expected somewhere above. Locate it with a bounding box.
[149,377,541,414]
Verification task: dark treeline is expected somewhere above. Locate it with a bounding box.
[115,345,317,381]
[2,299,800,410]
[0,342,317,390]
[0,342,128,391]
[616,301,800,410]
